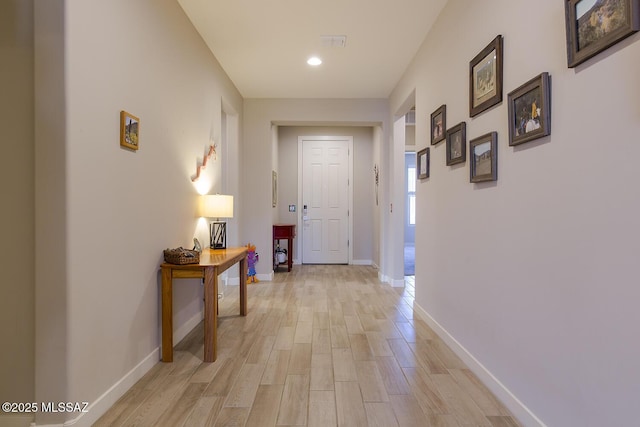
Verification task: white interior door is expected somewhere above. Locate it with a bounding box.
[300,137,351,264]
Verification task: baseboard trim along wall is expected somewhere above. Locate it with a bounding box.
[412,302,546,427]
[227,272,273,285]
[351,259,372,266]
[378,271,405,287]
[36,348,160,427]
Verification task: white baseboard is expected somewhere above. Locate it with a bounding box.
[351,259,372,266]
[378,271,386,284]
[378,272,405,287]
[389,278,405,287]
[33,348,159,427]
[257,272,273,282]
[227,272,273,285]
[412,302,546,427]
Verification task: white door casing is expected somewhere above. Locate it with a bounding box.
[298,136,352,264]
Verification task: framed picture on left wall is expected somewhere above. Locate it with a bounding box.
[120,110,140,150]
[272,171,278,207]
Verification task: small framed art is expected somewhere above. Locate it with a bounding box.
[417,147,430,180]
[272,171,278,207]
[430,105,446,145]
[508,72,551,146]
[469,35,504,117]
[564,0,640,68]
[446,122,466,166]
[470,132,497,183]
[120,111,140,150]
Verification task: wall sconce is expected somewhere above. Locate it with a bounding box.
[199,194,234,249]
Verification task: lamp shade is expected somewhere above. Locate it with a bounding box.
[200,194,234,218]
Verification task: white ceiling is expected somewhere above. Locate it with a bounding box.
[177,0,448,99]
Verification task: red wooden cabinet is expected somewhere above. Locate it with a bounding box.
[273,224,296,272]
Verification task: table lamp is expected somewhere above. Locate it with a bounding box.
[200,194,234,249]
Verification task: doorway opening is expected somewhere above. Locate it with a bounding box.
[405,151,416,276]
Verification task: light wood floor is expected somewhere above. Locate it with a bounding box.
[96,265,521,427]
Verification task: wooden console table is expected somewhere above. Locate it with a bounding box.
[273,224,296,272]
[161,247,247,363]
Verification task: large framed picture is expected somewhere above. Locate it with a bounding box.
[446,122,466,166]
[470,132,498,183]
[120,110,140,151]
[469,35,504,117]
[430,105,446,145]
[565,0,640,68]
[417,147,430,180]
[507,72,551,146]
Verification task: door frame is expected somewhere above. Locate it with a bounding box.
[297,135,354,265]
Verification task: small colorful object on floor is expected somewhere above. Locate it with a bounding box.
[247,243,259,284]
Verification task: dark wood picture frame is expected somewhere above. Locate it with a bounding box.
[120,110,140,151]
[508,72,551,146]
[565,0,640,68]
[417,147,430,180]
[469,35,504,117]
[470,132,498,183]
[446,122,466,166]
[430,105,446,145]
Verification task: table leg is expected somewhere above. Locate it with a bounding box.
[239,254,247,316]
[161,266,173,362]
[203,266,218,363]
[287,237,293,271]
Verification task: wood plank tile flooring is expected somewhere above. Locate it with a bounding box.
[96,265,521,426]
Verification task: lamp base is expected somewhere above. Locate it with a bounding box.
[210,221,227,249]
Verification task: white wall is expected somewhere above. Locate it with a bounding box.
[276,126,375,265]
[34,1,68,425]
[0,1,35,424]
[33,0,243,424]
[242,99,389,277]
[390,1,640,426]
[405,123,415,147]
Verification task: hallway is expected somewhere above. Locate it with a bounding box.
[96,265,520,426]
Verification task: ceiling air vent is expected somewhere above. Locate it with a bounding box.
[320,35,347,48]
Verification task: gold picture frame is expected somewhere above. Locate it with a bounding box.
[120,110,140,150]
[272,170,278,207]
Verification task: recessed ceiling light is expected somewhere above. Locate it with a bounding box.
[307,56,322,66]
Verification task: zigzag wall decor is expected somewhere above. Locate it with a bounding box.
[191,143,217,182]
